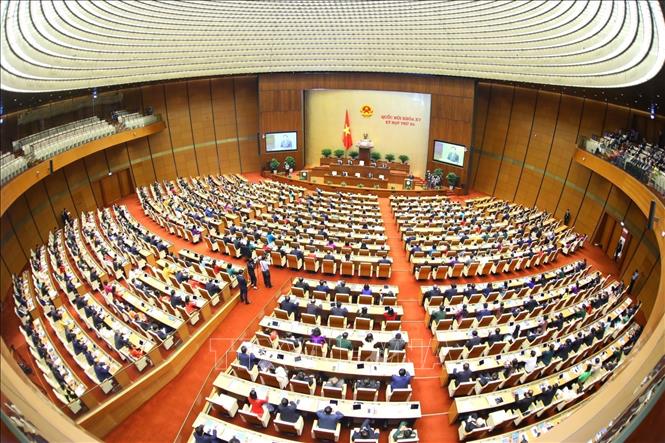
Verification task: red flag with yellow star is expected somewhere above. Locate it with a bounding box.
[342,109,353,150]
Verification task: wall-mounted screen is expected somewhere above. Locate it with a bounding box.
[266,131,297,152]
[433,140,465,167]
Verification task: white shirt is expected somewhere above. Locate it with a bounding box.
[524,356,538,373]
[259,259,270,272]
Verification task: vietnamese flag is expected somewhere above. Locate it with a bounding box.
[342,109,353,150]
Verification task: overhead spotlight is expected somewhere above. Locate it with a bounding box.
[620,221,625,227]
[650,103,656,120]
[92,87,98,100]
[0,104,3,124]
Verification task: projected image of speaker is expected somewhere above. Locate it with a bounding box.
[433,140,465,167]
[299,170,310,181]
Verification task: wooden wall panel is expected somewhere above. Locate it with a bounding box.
[536,95,583,213]
[211,78,241,174]
[0,216,26,274]
[474,84,513,195]
[469,83,490,187]
[235,77,261,172]
[0,258,11,300]
[83,151,107,204]
[575,172,611,237]
[605,186,631,221]
[6,197,41,258]
[63,162,97,214]
[514,91,560,207]
[636,259,660,318]
[165,82,198,178]
[187,79,219,177]
[42,170,77,228]
[141,85,177,181]
[619,203,649,277]
[494,88,537,201]
[126,136,156,187]
[106,145,131,173]
[603,103,631,134]
[23,183,58,241]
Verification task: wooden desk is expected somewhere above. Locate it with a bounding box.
[214,372,422,421]
[259,317,408,346]
[239,342,414,379]
[325,174,389,189]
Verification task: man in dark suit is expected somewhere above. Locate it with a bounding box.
[315,281,329,294]
[335,281,351,295]
[192,425,221,443]
[306,298,322,319]
[237,274,249,304]
[293,277,310,294]
[390,368,412,390]
[387,333,406,351]
[453,363,473,386]
[487,328,502,345]
[476,303,492,319]
[94,361,112,382]
[277,398,301,423]
[316,406,343,430]
[330,302,348,318]
[237,346,257,370]
[205,279,221,296]
[524,295,538,312]
[279,296,298,320]
[465,330,481,349]
[513,390,534,413]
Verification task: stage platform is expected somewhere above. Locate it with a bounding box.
[263,171,464,197]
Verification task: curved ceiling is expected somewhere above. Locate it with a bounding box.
[1,0,664,94]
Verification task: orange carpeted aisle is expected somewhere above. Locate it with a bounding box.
[64,179,620,443]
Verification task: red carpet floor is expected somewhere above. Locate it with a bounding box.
[0,172,623,443]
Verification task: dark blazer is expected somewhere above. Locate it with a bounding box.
[278,401,301,423]
[237,351,257,370]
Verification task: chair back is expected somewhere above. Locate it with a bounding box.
[312,422,339,441]
[322,259,337,275]
[331,346,352,360]
[304,257,319,272]
[357,294,373,305]
[256,332,275,347]
[274,308,291,320]
[359,262,373,277]
[334,293,350,303]
[301,313,318,325]
[415,266,431,280]
[377,263,391,278]
[260,371,284,388]
[270,251,284,266]
[328,315,347,328]
[433,266,448,280]
[305,341,326,357]
[389,386,412,401]
[289,378,313,394]
[322,385,344,399]
[238,407,268,427]
[386,349,406,362]
[231,363,255,381]
[355,387,378,401]
[287,254,301,270]
[383,320,401,331]
[451,381,476,396]
[340,261,355,276]
[354,317,373,330]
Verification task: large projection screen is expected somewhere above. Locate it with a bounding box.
[305,89,431,177]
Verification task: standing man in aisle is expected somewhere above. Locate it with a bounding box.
[628,269,639,294]
[259,255,272,288]
[563,208,571,226]
[237,273,250,304]
[247,258,258,290]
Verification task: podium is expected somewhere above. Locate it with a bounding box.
[357,138,374,163]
